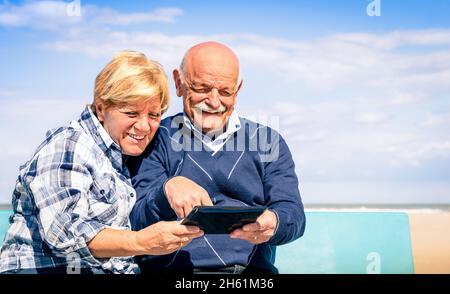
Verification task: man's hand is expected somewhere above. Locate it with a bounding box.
[135,220,204,255]
[229,209,278,244]
[164,176,213,218]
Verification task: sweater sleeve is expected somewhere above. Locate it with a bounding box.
[262,134,306,246]
[128,134,177,231]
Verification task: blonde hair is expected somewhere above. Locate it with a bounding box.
[94,50,170,113]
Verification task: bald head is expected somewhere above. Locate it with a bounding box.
[180,41,240,83]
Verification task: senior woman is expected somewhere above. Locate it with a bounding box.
[0,51,203,274]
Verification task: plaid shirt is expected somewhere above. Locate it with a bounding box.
[0,105,139,274]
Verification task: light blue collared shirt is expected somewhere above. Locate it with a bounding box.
[182,110,241,155]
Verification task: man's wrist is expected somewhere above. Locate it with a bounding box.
[269,209,280,239]
[163,176,177,199]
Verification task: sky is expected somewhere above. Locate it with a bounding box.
[0,0,450,205]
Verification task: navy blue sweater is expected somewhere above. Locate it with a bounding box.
[128,113,306,273]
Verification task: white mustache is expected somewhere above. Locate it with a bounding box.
[194,101,226,113]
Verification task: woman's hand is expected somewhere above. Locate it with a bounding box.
[134,220,204,255]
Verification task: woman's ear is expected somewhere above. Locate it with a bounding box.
[95,103,105,122]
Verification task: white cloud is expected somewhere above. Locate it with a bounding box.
[355,113,387,125]
[0,97,85,158]
[23,26,450,181]
[37,28,450,104]
[383,140,450,166]
[3,1,443,105]
[0,1,87,29]
[0,96,88,204]
[0,1,183,30]
[301,181,450,204]
[2,1,450,191]
[422,113,450,127]
[92,7,183,25]
[0,89,23,98]
[330,29,450,50]
[238,90,450,181]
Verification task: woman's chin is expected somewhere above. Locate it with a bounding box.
[121,144,147,156]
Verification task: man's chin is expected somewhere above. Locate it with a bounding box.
[197,120,225,134]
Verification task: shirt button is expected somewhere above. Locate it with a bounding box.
[130,193,134,198]
[100,189,105,195]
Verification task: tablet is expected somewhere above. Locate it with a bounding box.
[181,206,267,234]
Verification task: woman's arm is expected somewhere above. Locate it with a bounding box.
[28,133,202,263]
[88,221,203,258]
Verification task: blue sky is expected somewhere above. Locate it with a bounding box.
[1,0,450,204]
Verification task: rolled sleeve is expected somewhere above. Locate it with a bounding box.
[30,140,108,266]
[44,209,108,266]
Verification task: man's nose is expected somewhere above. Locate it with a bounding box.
[207,89,221,109]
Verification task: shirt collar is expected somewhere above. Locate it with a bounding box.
[78,105,124,172]
[182,110,241,143]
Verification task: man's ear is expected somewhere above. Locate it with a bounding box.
[236,79,243,94]
[95,103,105,122]
[173,69,183,97]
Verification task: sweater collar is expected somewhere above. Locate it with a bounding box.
[182,110,241,144]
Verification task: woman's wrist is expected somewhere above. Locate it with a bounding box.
[128,230,146,256]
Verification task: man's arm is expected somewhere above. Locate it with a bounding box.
[129,132,212,228]
[262,135,306,245]
[129,137,177,231]
[231,135,306,245]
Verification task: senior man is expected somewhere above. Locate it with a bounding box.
[128,41,305,274]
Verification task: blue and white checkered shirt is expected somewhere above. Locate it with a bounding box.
[0,105,139,274]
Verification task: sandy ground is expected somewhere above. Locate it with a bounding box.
[409,212,450,274]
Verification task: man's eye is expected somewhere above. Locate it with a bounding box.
[148,113,160,119]
[193,87,211,94]
[219,90,233,97]
[125,112,138,117]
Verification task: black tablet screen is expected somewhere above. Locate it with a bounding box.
[181,206,266,234]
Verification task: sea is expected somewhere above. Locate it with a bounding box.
[1,203,450,213]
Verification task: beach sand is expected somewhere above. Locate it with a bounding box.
[409,212,450,274]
